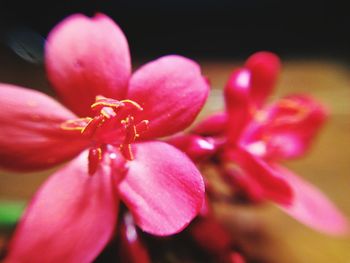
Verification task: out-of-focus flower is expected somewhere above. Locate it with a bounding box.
[169,52,348,235]
[189,197,246,263]
[118,212,151,263]
[0,13,209,263]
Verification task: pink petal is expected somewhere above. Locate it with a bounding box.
[117,141,205,236]
[226,147,293,204]
[191,112,228,136]
[0,84,87,171]
[6,151,118,263]
[128,55,209,139]
[166,134,216,162]
[46,13,131,116]
[276,165,349,235]
[244,51,280,107]
[224,69,252,145]
[223,167,265,203]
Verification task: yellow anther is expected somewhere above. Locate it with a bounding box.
[101,109,110,119]
[120,99,143,111]
[80,118,94,134]
[96,147,102,160]
[91,101,122,109]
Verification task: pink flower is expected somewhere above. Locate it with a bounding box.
[0,14,209,262]
[189,197,246,263]
[170,52,348,235]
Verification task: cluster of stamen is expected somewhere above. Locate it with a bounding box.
[253,98,309,126]
[271,98,309,126]
[249,98,310,157]
[61,96,149,174]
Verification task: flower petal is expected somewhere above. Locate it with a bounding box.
[46,13,131,116]
[0,84,87,171]
[117,141,205,236]
[276,165,349,235]
[6,151,118,263]
[226,147,293,204]
[128,55,209,139]
[223,167,265,203]
[191,112,228,136]
[224,69,252,145]
[244,51,280,107]
[167,134,216,162]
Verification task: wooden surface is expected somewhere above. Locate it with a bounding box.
[1,48,350,262]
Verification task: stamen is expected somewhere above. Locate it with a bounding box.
[91,96,124,112]
[272,98,309,126]
[135,120,149,137]
[61,96,149,171]
[120,116,138,160]
[60,117,92,131]
[100,107,116,119]
[120,99,143,111]
[88,147,103,175]
[81,115,105,136]
[120,143,133,161]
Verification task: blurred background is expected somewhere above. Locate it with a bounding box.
[0,1,350,262]
[0,0,349,60]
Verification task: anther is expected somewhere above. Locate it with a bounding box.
[81,115,105,136]
[120,99,143,111]
[91,96,124,112]
[60,117,92,131]
[61,96,149,168]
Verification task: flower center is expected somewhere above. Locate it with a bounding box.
[61,96,149,174]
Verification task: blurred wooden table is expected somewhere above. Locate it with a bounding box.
[1,48,350,262]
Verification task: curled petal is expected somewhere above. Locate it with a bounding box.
[245,51,280,107]
[167,134,217,162]
[191,112,228,136]
[6,151,118,263]
[223,167,265,203]
[46,13,131,116]
[226,147,293,205]
[224,69,252,145]
[0,84,87,171]
[118,141,205,236]
[128,55,209,139]
[276,165,349,235]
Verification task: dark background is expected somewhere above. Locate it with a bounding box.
[0,0,348,61]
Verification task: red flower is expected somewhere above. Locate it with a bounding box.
[0,14,209,262]
[170,52,348,235]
